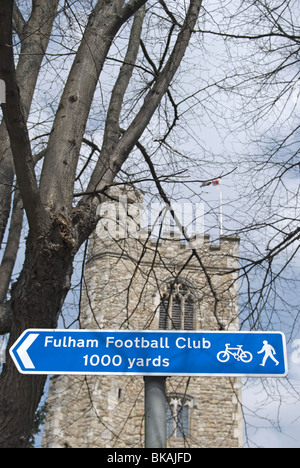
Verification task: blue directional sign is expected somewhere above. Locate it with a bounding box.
[10,329,288,377]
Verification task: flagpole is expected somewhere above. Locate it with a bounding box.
[201,179,223,238]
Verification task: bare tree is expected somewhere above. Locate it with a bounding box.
[0,0,299,448]
[0,0,204,448]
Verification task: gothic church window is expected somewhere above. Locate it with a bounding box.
[159,281,195,330]
[166,395,193,439]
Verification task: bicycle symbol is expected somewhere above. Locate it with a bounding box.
[217,343,253,363]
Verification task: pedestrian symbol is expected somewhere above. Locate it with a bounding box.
[257,340,279,367]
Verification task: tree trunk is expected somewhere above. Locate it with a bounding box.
[0,355,46,448]
[0,217,75,447]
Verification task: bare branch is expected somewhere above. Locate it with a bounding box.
[0,302,11,335]
[0,0,48,233]
[12,2,25,37]
[0,0,58,245]
[85,0,203,199]
[0,190,23,305]
[39,0,147,215]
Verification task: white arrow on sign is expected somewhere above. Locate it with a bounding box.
[16,333,39,369]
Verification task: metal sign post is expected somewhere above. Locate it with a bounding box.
[144,377,166,448]
[0,79,6,104]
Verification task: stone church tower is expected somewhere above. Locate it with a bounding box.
[42,186,242,448]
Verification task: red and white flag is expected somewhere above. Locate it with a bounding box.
[201,179,220,187]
